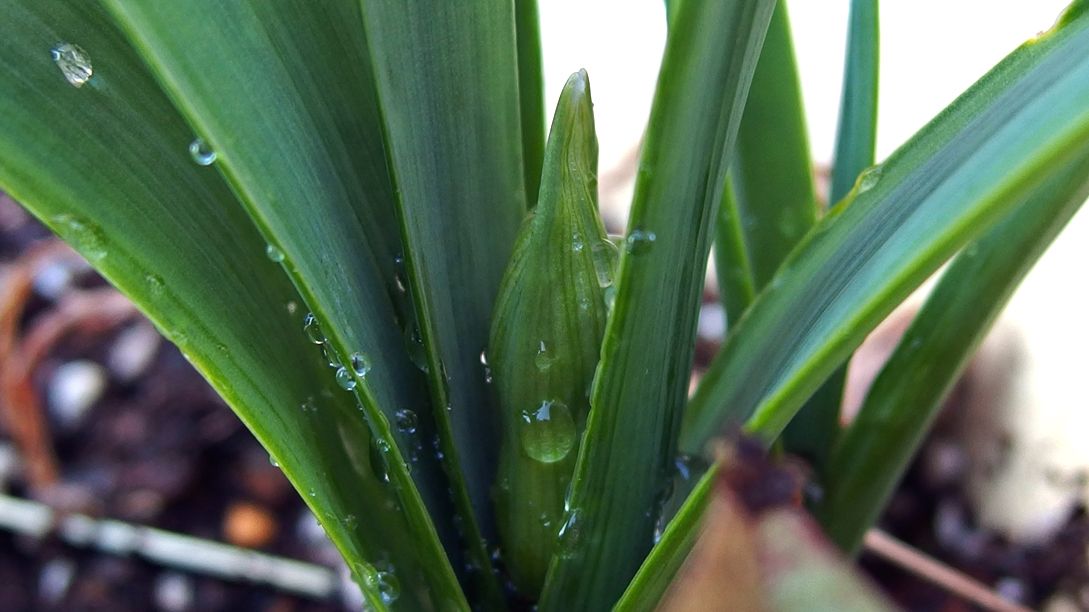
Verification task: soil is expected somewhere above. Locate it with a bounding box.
[2,192,1087,610]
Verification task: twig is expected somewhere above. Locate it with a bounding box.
[864,528,1032,612]
[0,492,339,600]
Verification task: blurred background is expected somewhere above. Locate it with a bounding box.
[2,1,1087,610]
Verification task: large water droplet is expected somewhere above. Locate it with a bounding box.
[626,229,657,254]
[519,399,576,463]
[404,326,429,373]
[265,244,284,262]
[52,214,107,261]
[188,138,217,166]
[335,367,357,391]
[591,239,619,287]
[350,352,371,377]
[303,313,324,344]
[394,409,417,434]
[50,43,92,88]
[322,344,341,368]
[534,340,556,372]
[857,165,883,193]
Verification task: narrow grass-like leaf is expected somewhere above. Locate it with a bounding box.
[489,71,610,596]
[538,2,776,608]
[358,2,526,604]
[683,3,1089,454]
[723,2,818,298]
[615,468,717,612]
[781,0,879,467]
[515,0,546,207]
[818,150,1089,554]
[0,2,463,608]
[830,0,881,204]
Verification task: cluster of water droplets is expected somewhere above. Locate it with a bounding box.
[301,313,371,392]
[356,562,400,605]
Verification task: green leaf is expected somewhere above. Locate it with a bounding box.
[722,2,818,299]
[489,70,610,596]
[682,3,1089,453]
[358,1,527,604]
[537,2,776,609]
[0,2,463,609]
[818,149,1089,554]
[515,0,546,207]
[830,0,881,204]
[780,0,879,467]
[614,468,717,612]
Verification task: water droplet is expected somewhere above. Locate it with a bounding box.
[394,409,417,434]
[285,301,298,315]
[268,454,280,468]
[188,138,217,166]
[303,313,324,344]
[625,229,657,254]
[307,488,316,498]
[350,352,371,377]
[335,367,357,391]
[50,43,92,88]
[52,214,107,261]
[145,274,165,296]
[370,570,400,605]
[534,340,556,372]
[300,397,317,413]
[571,232,585,252]
[604,285,618,311]
[404,326,429,372]
[322,344,341,368]
[557,508,583,558]
[857,165,883,193]
[265,244,284,262]
[591,239,619,287]
[341,514,358,530]
[519,399,576,463]
[369,437,390,482]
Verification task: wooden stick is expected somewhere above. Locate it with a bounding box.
[864,528,1032,612]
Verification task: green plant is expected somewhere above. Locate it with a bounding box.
[3,0,1089,609]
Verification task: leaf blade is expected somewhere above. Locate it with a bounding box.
[538,1,776,608]
[0,1,464,608]
[683,5,1089,455]
[818,148,1089,553]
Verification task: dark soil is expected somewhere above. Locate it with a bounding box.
[2,193,1087,611]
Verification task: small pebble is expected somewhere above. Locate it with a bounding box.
[48,361,107,429]
[697,301,726,341]
[223,501,278,549]
[154,572,194,612]
[38,558,75,605]
[107,322,161,382]
[32,261,73,300]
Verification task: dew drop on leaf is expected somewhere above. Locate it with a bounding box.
[519,399,575,463]
[591,239,619,287]
[265,244,284,262]
[350,352,371,377]
[625,229,657,254]
[534,340,556,372]
[557,507,584,558]
[394,409,417,434]
[857,165,883,193]
[50,42,92,88]
[335,366,356,391]
[303,312,324,344]
[188,138,217,166]
[51,214,107,261]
